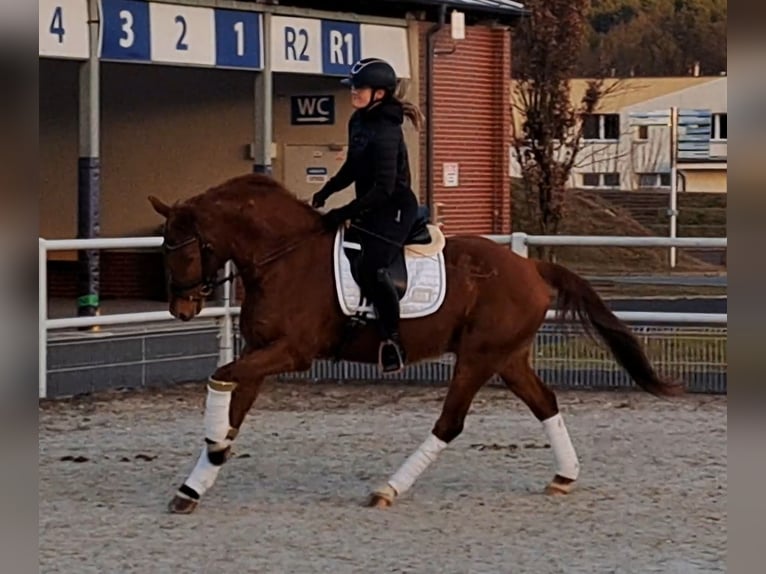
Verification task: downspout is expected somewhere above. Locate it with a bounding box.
[425,4,447,222]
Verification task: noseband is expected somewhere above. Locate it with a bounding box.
[162,234,221,299]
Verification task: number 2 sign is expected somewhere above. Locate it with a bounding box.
[149,2,215,66]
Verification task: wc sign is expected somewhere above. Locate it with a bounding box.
[290,95,335,125]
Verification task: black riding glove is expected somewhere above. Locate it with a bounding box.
[311,189,329,208]
[321,207,351,231]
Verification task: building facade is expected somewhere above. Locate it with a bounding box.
[511,75,728,194]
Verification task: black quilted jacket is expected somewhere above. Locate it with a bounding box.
[320,99,418,223]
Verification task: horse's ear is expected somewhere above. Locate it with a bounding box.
[148,195,171,218]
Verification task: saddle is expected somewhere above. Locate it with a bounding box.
[342,206,446,299]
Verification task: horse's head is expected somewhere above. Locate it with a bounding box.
[148,195,225,321]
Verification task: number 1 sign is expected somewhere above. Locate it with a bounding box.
[214,9,263,69]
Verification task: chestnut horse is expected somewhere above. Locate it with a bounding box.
[147,173,682,514]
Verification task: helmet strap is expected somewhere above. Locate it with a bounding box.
[363,88,393,111]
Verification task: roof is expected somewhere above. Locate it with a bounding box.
[377,0,526,17]
[511,77,722,116]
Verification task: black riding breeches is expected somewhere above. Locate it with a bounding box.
[354,203,418,338]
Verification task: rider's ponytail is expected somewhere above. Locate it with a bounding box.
[393,80,425,131]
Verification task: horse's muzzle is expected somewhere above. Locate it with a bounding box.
[170,297,203,321]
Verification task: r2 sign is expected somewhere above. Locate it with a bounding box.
[39,0,89,60]
[270,16,322,74]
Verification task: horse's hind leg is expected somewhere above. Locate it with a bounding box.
[168,378,263,514]
[369,359,494,508]
[499,349,580,495]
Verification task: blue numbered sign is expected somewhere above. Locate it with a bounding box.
[270,16,321,74]
[100,0,151,61]
[321,20,360,76]
[149,3,216,65]
[39,0,90,59]
[214,10,263,69]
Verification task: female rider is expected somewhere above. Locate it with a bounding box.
[311,57,423,374]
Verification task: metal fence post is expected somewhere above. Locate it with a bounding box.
[510,232,529,258]
[218,260,234,367]
[39,239,48,399]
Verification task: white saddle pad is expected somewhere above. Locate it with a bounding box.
[333,227,447,320]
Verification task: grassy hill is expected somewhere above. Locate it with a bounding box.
[510,181,724,279]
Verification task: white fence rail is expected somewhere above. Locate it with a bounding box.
[39,233,727,398]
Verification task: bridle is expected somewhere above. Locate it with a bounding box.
[162,233,230,300]
[162,227,325,301]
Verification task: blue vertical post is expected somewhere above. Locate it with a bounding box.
[253,13,273,175]
[77,0,101,322]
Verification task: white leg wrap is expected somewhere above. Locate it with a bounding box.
[182,384,234,497]
[542,413,580,480]
[184,445,223,497]
[387,433,448,496]
[204,385,233,444]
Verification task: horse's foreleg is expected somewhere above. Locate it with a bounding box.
[369,360,493,508]
[169,340,304,514]
[500,350,580,495]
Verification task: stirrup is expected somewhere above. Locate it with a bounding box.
[378,339,406,374]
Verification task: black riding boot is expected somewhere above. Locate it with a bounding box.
[371,268,407,373]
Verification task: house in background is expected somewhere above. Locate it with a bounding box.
[511,75,727,193]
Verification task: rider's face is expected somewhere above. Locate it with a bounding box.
[350,87,384,109]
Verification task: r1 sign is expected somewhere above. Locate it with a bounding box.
[321,20,360,76]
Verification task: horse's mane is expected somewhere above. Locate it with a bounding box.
[185,173,320,221]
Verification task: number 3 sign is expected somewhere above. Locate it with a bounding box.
[100,0,151,61]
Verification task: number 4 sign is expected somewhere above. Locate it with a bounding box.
[39,0,90,60]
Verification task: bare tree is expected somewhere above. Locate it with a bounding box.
[510,0,618,259]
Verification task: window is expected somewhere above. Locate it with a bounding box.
[713,113,727,140]
[603,172,620,187]
[582,173,600,187]
[636,125,649,140]
[582,114,620,140]
[638,173,671,188]
[583,115,600,139]
[582,172,620,188]
[603,115,620,139]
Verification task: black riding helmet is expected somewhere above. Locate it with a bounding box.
[341,58,398,96]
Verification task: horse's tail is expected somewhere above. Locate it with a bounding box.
[534,260,684,398]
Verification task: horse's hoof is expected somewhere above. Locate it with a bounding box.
[368,494,393,509]
[544,474,576,496]
[367,484,396,509]
[168,495,199,514]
